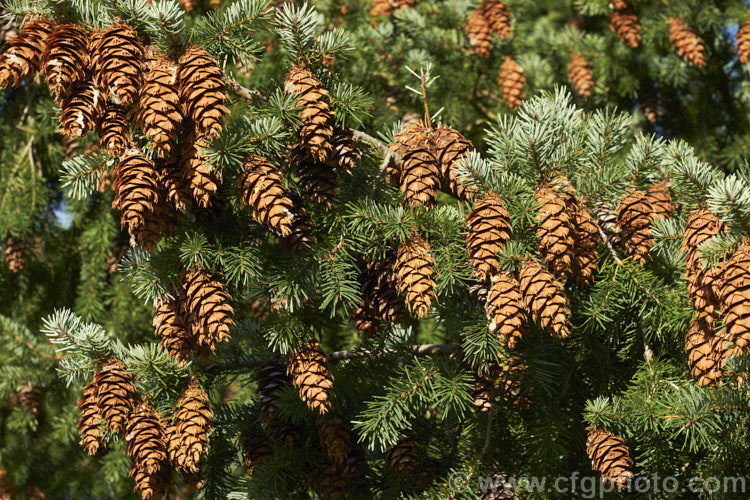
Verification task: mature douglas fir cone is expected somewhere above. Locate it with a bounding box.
[256,359,290,422]
[40,23,88,99]
[499,56,525,111]
[158,158,192,212]
[482,0,512,39]
[167,378,212,475]
[238,155,295,237]
[95,358,136,434]
[431,124,475,200]
[177,45,227,140]
[609,8,641,48]
[384,431,417,477]
[486,272,525,348]
[125,400,169,499]
[586,427,634,488]
[535,184,574,277]
[78,380,105,455]
[183,267,235,351]
[570,201,601,287]
[328,128,361,173]
[61,79,100,137]
[390,121,441,207]
[616,189,654,263]
[285,64,335,162]
[290,142,337,208]
[359,252,406,324]
[681,207,725,275]
[139,57,183,158]
[95,22,144,106]
[686,316,725,387]
[0,17,55,89]
[153,297,194,365]
[466,193,512,281]
[736,20,750,63]
[645,181,674,220]
[97,103,131,156]
[280,193,317,254]
[287,340,333,414]
[4,236,25,273]
[668,17,706,67]
[719,241,750,356]
[467,8,493,58]
[181,134,220,209]
[395,233,436,319]
[568,52,594,99]
[318,415,352,466]
[518,259,570,339]
[112,148,160,236]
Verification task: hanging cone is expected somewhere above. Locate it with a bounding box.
[390,121,441,207]
[285,64,335,162]
[318,415,352,466]
[280,193,317,254]
[349,302,381,337]
[157,158,191,211]
[4,237,25,273]
[0,467,13,499]
[482,0,512,39]
[95,22,144,106]
[518,259,570,338]
[384,431,417,477]
[616,189,654,263]
[485,272,525,348]
[269,419,303,447]
[736,20,750,63]
[568,52,594,99]
[498,56,525,111]
[95,358,136,433]
[178,0,197,11]
[15,383,41,418]
[238,155,295,237]
[638,84,662,124]
[168,378,212,475]
[243,436,272,476]
[183,267,235,351]
[153,297,194,365]
[0,17,55,89]
[290,143,337,208]
[177,45,227,140]
[256,359,290,422]
[645,181,674,220]
[681,207,725,275]
[467,8,492,58]
[586,427,633,488]
[473,369,495,412]
[112,148,160,235]
[25,484,44,500]
[466,193,512,281]
[128,465,170,500]
[61,79,100,138]
[686,316,725,387]
[314,457,348,500]
[395,233,436,319]
[78,379,105,455]
[40,23,88,99]
[431,124,475,200]
[139,57,183,158]
[570,201,601,287]
[131,200,178,251]
[535,185,574,277]
[369,0,394,20]
[125,400,169,499]
[668,17,706,67]
[328,128,361,173]
[359,252,406,324]
[478,471,516,499]
[181,135,220,208]
[0,10,19,51]
[287,340,333,414]
[96,103,131,156]
[609,8,641,48]
[719,242,750,355]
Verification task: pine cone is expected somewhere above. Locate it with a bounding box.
[15,383,41,417]
[390,122,440,207]
[687,269,721,324]
[126,400,169,498]
[686,316,725,387]
[384,431,417,477]
[314,457,348,500]
[0,17,55,89]
[61,79,100,138]
[178,0,197,11]
[668,17,706,67]
[183,267,235,350]
[359,253,406,324]
[479,471,516,499]
[486,272,525,348]
[609,8,641,48]
[518,259,570,339]
[395,233,436,319]
[128,465,170,500]
[25,484,44,500]
[78,380,105,455]
[157,158,192,211]
[586,427,633,488]
[96,103,131,156]
[177,45,227,140]
[568,52,594,99]
[181,135,220,208]
[95,358,136,433]
[280,193,317,254]
[535,185,574,277]
[467,8,492,58]
[290,143,337,208]
[681,207,725,275]
[482,0,512,39]
[431,124,475,200]
[645,181,674,220]
[318,416,352,466]
[139,57,182,158]
[4,236,25,273]
[269,419,303,447]
[349,303,381,337]
[570,201,601,287]
[369,0,394,21]
[256,359,290,422]
[466,194,512,281]
[153,297,194,365]
[287,340,333,414]
[328,128,361,173]
[168,378,212,475]
[736,20,750,63]
[95,22,144,106]
[244,436,272,476]
[0,10,19,51]
[112,148,160,235]
[40,23,88,99]
[498,56,525,111]
[616,189,654,263]
[638,84,662,124]
[719,242,750,355]
[285,64,335,162]
[473,371,495,412]
[592,200,621,246]
[238,155,295,237]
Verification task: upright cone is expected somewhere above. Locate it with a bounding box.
[499,56,525,111]
[568,52,594,99]
[586,427,633,488]
[518,259,570,338]
[668,18,706,67]
[177,45,227,140]
[285,64,335,162]
[395,233,436,319]
[485,272,525,348]
[168,378,212,475]
[287,340,333,414]
[95,358,136,434]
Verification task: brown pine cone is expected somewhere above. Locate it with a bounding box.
[183,267,235,351]
[318,415,352,466]
[181,135,220,209]
[736,20,750,63]
[153,297,194,366]
[112,148,160,235]
[95,22,144,106]
[719,242,750,355]
[290,143,337,208]
[473,371,495,412]
[485,271,525,348]
[167,378,212,475]
[178,0,197,11]
[638,84,662,124]
[466,193,512,281]
[568,52,594,99]
[586,427,633,488]
[40,23,88,99]
[256,359,290,422]
[285,64,335,162]
[518,259,570,339]
[95,358,136,433]
[78,380,105,455]
[15,383,41,417]
[359,252,406,324]
[431,124,475,200]
[686,316,725,387]
[0,17,55,89]
[61,79,100,138]
[349,302,381,337]
[482,0,512,39]
[238,155,295,237]
[570,201,601,287]
[616,189,654,263]
[157,158,192,211]
[280,193,317,254]
[243,436,272,476]
[139,57,183,158]
[609,8,641,48]
[369,0,394,20]
[499,56,525,111]
[328,128,361,173]
[177,45,227,140]
[314,457,348,500]
[645,181,674,220]
[126,400,169,499]
[287,340,333,414]
[96,103,131,156]
[4,236,26,273]
[681,207,725,275]
[395,233,436,319]
[467,8,492,58]
[535,185,574,277]
[390,122,440,207]
[384,431,417,477]
[668,17,706,67]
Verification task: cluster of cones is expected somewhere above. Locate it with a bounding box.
[466,0,512,59]
[77,360,212,499]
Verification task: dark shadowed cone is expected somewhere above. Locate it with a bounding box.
[314,458,347,500]
[384,431,417,477]
[668,18,706,67]
[256,360,290,422]
[181,136,220,208]
[112,149,160,234]
[568,52,594,99]
[639,84,662,124]
[609,8,641,48]
[126,400,169,499]
[61,80,100,137]
[391,122,440,207]
[0,468,12,499]
[97,103,131,156]
[570,202,601,287]
[592,200,621,246]
[499,56,525,111]
[645,181,674,220]
[328,128,361,173]
[681,207,725,275]
[467,8,492,58]
[290,143,337,208]
[318,416,352,466]
[131,201,178,251]
[431,124,475,200]
[139,57,182,158]
[95,358,135,433]
[280,193,317,254]
[238,155,295,237]
[244,436,272,476]
[177,45,227,140]
[736,21,750,63]
[157,158,191,211]
[153,297,194,366]
[287,340,333,414]
[482,0,512,39]
[466,193,513,281]
[535,185,574,277]
[350,302,381,337]
[479,471,516,499]
[342,445,368,482]
[284,64,335,162]
[473,370,495,412]
[95,22,144,106]
[183,267,235,350]
[168,378,212,475]
[360,253,406,324]
[40,24,88,99]
[616,189,654,263]
[518,259,570,339]
[78,380,105,455]
[4,237,25,272]
[486,272,524,348]
[16,383,41,417]
[269,420,303,447]
[719,242,750,355]
[25,484,44,500]
[586,427,633,488]
[0,17,55,89]
[686,316,725,387]
[395,233,436,319]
